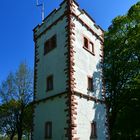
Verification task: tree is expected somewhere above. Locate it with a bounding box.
[0,100,17,140]
[0,63,33,140]
[22,103,33,140]
[104,2,140,139]
[0,73,17,140]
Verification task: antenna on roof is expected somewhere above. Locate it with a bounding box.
[36,0,45,22]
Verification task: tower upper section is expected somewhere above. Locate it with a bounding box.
[33,0,105,102]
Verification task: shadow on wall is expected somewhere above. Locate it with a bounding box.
[93,62,102,99]
[90,62,107,139]
[91,103,107,139]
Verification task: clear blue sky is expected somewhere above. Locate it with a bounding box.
[0,0,139,83]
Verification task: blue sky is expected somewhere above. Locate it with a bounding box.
[0,0,139,83]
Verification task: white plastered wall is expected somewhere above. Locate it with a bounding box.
[75,96,107,140]
[33,95,67,140]
[72,1,107,140]
[33,2,68,140]
[72,2,103,99]
[34,2,68,100]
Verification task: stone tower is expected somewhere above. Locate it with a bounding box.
[32,0,108,140]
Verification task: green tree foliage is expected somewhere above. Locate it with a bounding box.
[0,100,17,140]
[0,63,33,140]
[104,2,140,139]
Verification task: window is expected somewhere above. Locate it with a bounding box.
[45,122,52,138]
[83,36,95,55]
[44,35,56,55]
[46,75,53,91]
[89,42,94,53]
[90,121,97,139]
[84,37,88,49]
[88,77,93,91]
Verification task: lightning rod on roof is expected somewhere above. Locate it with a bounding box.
[36,0,45,22]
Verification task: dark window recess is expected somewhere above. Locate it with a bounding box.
[90,121,97,138]
[44,35,56,55]
[45,122,52,138]
[46,75,53,91]
[88,77,93,91]
[84,37,88,49]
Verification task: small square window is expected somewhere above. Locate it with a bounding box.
[46,75,53,91]
[83,36,95,55]
[44,35,56,55]
[45,122,52,138]
[90,121,97,139]
[84,37,88,49]
[88,77,93,91]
